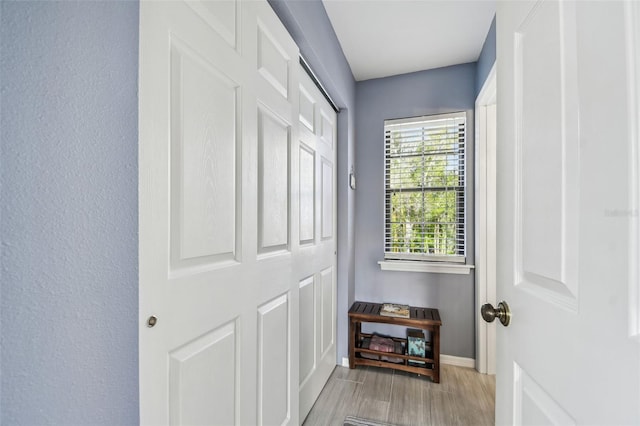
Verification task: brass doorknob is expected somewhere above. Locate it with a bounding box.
[481,301,511,327]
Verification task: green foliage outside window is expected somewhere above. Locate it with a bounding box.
[385,114,465,259]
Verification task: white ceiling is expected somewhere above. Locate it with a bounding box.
[322,0,496,81]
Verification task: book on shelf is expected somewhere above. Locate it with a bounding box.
[407,328,426,365]
[379,303,410,318]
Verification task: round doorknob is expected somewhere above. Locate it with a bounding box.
[481,301,511,327]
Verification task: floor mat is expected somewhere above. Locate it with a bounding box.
[343,416,395,426]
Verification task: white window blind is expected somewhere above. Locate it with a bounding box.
[384,112,466,263]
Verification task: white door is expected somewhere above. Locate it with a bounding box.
[139,1,304,424]
[495,1,640,424]
[297,70,338,421]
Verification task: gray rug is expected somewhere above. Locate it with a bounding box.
[343,416,395,426]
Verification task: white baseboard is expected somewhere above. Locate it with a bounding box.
[440,354,475,368]
[341,357,349,368]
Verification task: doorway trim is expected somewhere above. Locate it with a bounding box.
[474,62,497,375]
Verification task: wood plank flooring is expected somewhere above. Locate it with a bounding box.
[302,364,495,426]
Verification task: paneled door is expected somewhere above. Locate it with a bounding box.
[495,1,640,424]
[139,0,305,424]
[297,70,337,421]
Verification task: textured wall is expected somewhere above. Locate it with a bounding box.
[476,15,497,96]
[268,0,357,361]
[355,64,477,359]
[1,1,140,424]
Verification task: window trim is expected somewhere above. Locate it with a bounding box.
[378,260,474,274]
[382,111,469,267]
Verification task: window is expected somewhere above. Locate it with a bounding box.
[384,112,466,263]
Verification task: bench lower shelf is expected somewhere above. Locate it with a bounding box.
[354,332,435,377]
[351,357,436,377]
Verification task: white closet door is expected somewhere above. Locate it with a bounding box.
[297,69,337,422]
[139,1,302,424]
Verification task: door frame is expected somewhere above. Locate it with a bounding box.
[474,62,497,375]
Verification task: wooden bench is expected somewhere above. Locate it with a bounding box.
[348,301,442,383]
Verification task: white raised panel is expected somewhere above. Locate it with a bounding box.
[258,294,290,426]
[299,85,315,132]
[513,363,575,426]
[299,144,315,244]
[185,0,238,49]
[258,24,289,98]
[258,106,290,253]
[299,276,315,386]
[169,321,238,426]
[320,112,334,148]
[320,267,334,355]
[321,158,333,240]
[514,0,579,311]
[626,0,640,338]
[170,42,238,269]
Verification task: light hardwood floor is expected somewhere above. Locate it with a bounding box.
[302,364,495,426]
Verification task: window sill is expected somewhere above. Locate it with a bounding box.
[378,260,475,275]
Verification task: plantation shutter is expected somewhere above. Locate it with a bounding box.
[384,112,466,262]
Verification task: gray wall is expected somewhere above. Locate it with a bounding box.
[476,15,497,96]
[1,1,140,424]
[354,64,477,359]
[268,0,357,361]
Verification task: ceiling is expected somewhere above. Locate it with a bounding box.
[322,0,496,81]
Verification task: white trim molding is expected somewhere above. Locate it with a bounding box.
[474,62,497,374]
[441,354,476,369]
[626,0,640,340]
[378,260,474,275]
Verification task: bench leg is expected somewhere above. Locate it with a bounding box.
[348,319,356,369]
[433,326,440,383]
